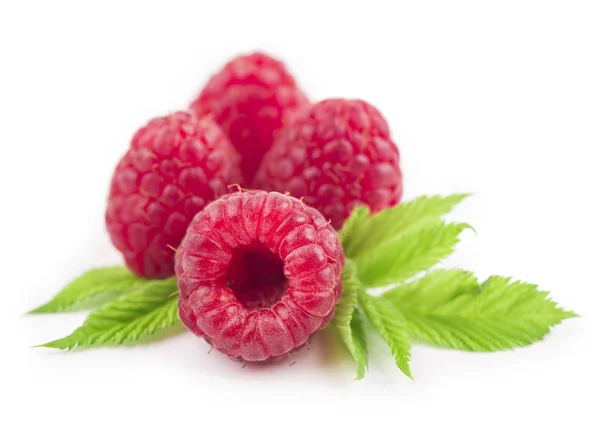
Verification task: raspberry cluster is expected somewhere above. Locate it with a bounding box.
[105,52,402,362]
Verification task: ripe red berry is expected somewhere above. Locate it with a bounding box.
[106,111,243,278]
[190,52,309,183]
[176,191,344,362]
[253,99,403,230]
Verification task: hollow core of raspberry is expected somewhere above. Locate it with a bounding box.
[226,243,289,309]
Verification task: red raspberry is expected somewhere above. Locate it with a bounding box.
[175,191,344,362]
[106,111,243,278]
[190,52,309,183]
[253,99,403,229]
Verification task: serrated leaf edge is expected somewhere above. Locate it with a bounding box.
[27,266,150,314]
[36,279,181,350]
[358,290,413,379]
[332,260,369,379]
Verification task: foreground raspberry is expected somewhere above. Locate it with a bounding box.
[253,99,403,229]
[176,191,344,362]
[190,52,309,183]
[106,111,243,278]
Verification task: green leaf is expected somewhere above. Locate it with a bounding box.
[355,222,471,287]
[339,206,370,249]
[342,194,469,258]
[359,290,412,379]
[332,260,368,379]
[28,267,149,314]
[349,310,369,377]
[38,278,181,350]
[384,269,578,351]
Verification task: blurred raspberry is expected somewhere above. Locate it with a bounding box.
[190,52,309,182]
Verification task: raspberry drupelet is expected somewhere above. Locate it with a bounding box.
[106,111,243,278]
[175,191,344,362]
[253,98,403,230]
[190,52,309,183]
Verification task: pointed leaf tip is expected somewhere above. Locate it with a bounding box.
[341,194,471,259]
[383,269,578,352]
[32,279,181,351]
[332,261,368,379]
[26,266,148,314]
[359,291,412,379]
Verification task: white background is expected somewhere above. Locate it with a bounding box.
[1,1,598,424]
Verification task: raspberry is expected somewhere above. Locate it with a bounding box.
[253,99,403,229]
[190,52,309,183]
[106,111,243,278]
[175,191,344,362]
